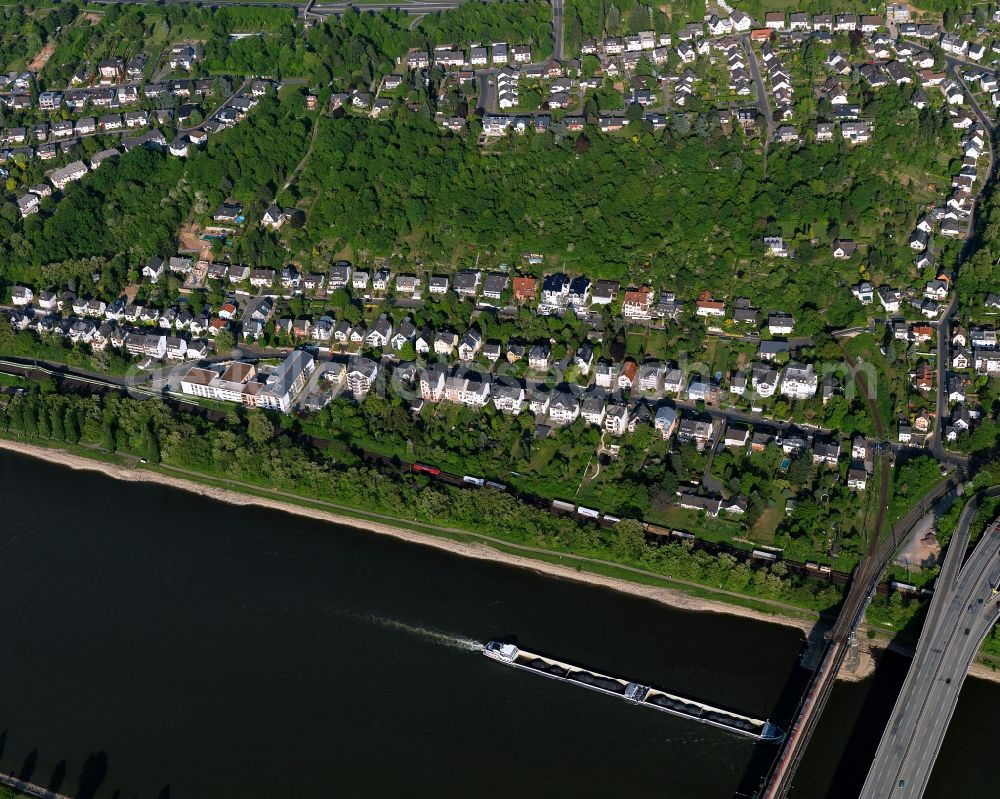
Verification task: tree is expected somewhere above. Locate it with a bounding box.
[788,452,813,487]
[142,419,161,464]
[611,518,646,561]
[397,341,416,361]
[64,407,79,444]
[215,329,235,354]
[101,412,117,453]
[247,412,275,445]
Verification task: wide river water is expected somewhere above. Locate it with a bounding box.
[0,451,996,798]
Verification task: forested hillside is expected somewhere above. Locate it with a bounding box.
[279,85,955,314]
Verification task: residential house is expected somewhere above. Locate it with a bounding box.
[528,343,551,370]
[768,312,794,335]
[752,365,780,397]
[591,279,619,306]
[513,276,538,304]
[724,424,750,449]
[329,263,352,289]
[249,269,275,289]
[877,286,902,313]
[548,392,580,425]
[574,344,594,375]
[458,328,483,361]
[420,365,447,401]
[481,273,508,301]
[595,361,617,388]
[622,287,655,320]
[142,257,165,282]
[435,330,458,356]
[695,291,726,317]
[567,276,591,311]
[617,360,638,390]
[453,269,481,298]
[395,274,421,297]
[492,381,526,414]
[677,491,722,517]
[637,361,665,392]
[832,239,858,259]
[10,286,32,306]
[912,361,935,391]
[676,418,714,449]
[346,356,379,401]
[654,406,677,439]
[539,273,570,312]
[581,396,607,427]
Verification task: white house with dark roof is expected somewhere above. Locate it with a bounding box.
[780,362,818,399]
[49,160,88,190]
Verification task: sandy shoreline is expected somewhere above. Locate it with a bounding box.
[0,439,818,637]
[5,439,1000,686]
[861,633,1000,685]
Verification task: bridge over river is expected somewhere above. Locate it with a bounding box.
[757,476,960,799]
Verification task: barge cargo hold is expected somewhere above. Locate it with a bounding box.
[483,641,785,743]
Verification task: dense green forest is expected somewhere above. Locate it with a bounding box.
[0,76,960,319]
[278,85,954,314]
[0,94,309,290]
[563,0,673,55]
[27,1,554,89]
[958,162,1000,307]
[0,0,968,323]
[0,3,75,70]
[10,0,995,91]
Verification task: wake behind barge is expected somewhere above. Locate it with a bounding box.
[484,641,785,743]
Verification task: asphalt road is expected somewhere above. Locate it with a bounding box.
[551,0,564,62]
[759,481,958,799]
[860,493,1000,799]
[476,71,494,114]
[310,1,463,14]
[179,78,249,133]
[741,36,774,144]
[93,0,306,7]
[760,351,960,799]
[929,292,957,462]
[105,0,467,12]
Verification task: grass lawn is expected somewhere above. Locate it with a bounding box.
[642,329,669,360]
[703,337,717,364]
[625,330,647,358]
[844,333,901,429]
[711,340,731,377]
[647,505,747,546]
[750,503,782,544]
[0,373,28,388]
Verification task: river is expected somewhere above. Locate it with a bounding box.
[0,451,996,798]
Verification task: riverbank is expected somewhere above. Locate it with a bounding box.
[859,629,1000,685]
[5,438,1000,689]
[0,438,819,638]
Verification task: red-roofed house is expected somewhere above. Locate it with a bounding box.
[513,277,538,303]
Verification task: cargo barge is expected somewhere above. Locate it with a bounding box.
[483,641,785,743]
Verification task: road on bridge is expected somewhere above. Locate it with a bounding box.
[860,496,1000,799]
